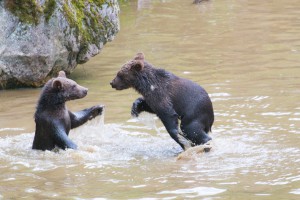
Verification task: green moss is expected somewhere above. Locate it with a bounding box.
[5,0,57,25]
[5,0,118,58]
[5,0,116,44]
[62,0,112,46]
[91,0,107,7]
[5,0,43,25]
[44,0,56,22]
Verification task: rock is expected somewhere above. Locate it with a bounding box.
[0,0,120,89]
[177,142,212,161]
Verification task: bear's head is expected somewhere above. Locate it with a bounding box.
[51,71,88,101]
[110,53,145,90]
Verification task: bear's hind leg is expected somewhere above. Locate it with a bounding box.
[157,111,192,150]
[180,120,212,145]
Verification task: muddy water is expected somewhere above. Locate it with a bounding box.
[1,0,300,199]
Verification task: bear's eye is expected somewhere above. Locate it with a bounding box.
[72,85,76,89]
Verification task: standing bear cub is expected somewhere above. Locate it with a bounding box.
[110,53,214,150]
[32,71,103,151]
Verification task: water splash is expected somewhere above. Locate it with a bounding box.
[0,112,298,190]
[0,114,180,171]
[0,128,25,132]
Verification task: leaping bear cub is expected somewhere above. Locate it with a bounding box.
[110,53,214,150]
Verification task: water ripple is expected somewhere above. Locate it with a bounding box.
[157,186,226,197]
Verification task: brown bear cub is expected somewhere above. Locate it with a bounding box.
[110,53,214,150]
[32,71,103,151]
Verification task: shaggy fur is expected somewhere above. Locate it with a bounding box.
[110,53,214,150]
[32,71,103,151]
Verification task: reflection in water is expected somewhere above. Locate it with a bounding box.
[1,0,300,199]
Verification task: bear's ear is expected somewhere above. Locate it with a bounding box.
[134,52,145,61]
[58,71,66,78]
[131,60,144,72]
[52,79,63,90]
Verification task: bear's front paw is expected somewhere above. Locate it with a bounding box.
[131,106,139,117]
[91,105,104,119]
[131,98,143,117]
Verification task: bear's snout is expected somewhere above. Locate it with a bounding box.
[110,78,131,90]
[77,86,88,99]
[82,88,88,96]
[110,80,122,90]
[110,80,116,89]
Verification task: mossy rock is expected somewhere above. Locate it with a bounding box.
[0,0,120,89]
[4,0,56,24]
